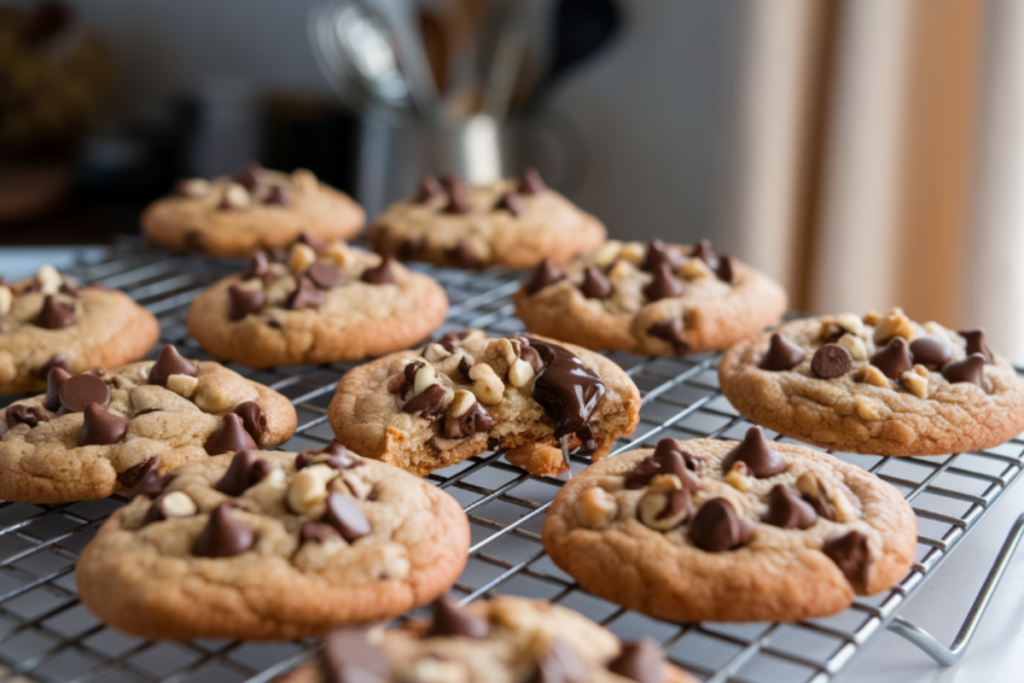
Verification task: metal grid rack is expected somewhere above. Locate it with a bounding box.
[0,240,1022,683]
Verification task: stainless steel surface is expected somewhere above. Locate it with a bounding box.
[0,239,1022,683]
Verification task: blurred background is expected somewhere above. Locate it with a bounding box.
[2,0,1024,360]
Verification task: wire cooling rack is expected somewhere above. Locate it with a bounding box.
[0,239,1022,683]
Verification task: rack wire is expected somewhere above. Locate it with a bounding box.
[0,239,1022,683]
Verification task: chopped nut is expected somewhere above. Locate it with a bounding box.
[0,286,11,316]
[819,317,839,341]
[619,241,646,264]
[913,364,929,377]
[508,357,536,388]
[182,178,211,197]
[863,310,881,326]
[240,278,264,291]
[288,243,317,274]
[680,257,714,280]
[161,491,198,518]
[423,343,452,363]
[287,464,334,517]
[648,473,683,493]
[901,370,929,399]
[448,390,477,418]
[192,383,234,413]
[923,321,947,337]
[434,350,470,377]
[291,168,318,193]
[795,471,824,500]
[596,475,625,492]
[266,468,287,488]
[406,657,471,683]
[854,364,889,388]
[830,487,857,522]
[166,373,199,399]
[854,396,881,420]
[723,462,752,492]
[637,489,690,531]
[834,313,865,337]
[321,241,349,266]
[575,486,619,528]
[837,333,869,361]
[468,363,504,404]
[332,472,373,500]
[873,307,917,344]
[592,240,623,267]
[606,259,633,285]
[413,364,437,396]
[489,338,518,366]
[795,472,857,522]
[37,264,63,295]
[223,182,252,209]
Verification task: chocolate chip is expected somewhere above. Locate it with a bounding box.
[689,497,755,552]
[232,161,264,192]
[959,328,994,363]
[647,318,690,355]
[268,245,289,263]
[607,638,666,683]
[35,295,76,329]
[811,343,853,379]
[529,338,607,448]
[716,255,734,284]
[444,401,495,439]
[301,520,342,544]
[909,336,953,370]
[519,167,546,194]
[721,427,786,478]
[641,239,687,272]
[442,176,471,214]
[446,239,483,268]
[402,384,449,419]
[691,238,719,271]
[308,261,344,289]
[627,438,701,490]
[59,373,110,413]
[398,236,425,259]
[193,503,256,557]
[822,530,872,590]
[228,284,266,320]
[35,354,68,380]
[361,255,396,284]
[78,403,129,446]
[437,331,470,352]
[43,367,71,411]
[415,175,443,202]
[299,232,326,252]
[870,337,914,378]
[578,265,612,300]
[425,594,490,638]
[642,263,684,301]
[320,628,390,683]
[759,333,806,371]
[265,185,290,206]
[519,344,544,373]
[763,484,817,529]
[204,413,258,455]
[529,639,587,683]
[242,250,270,280]
[148,345,198,387]
[215,450,273,496]
[322,491,370,542]
[288,275,327,309]
[802,488,838,522]
[389,360,423,396]
[118,456,170,498]
[526,258,565,294]
[234,401,267,443]
[494,190,524,216]
[5,404,49,429]
[295,442,361,470]
[942,353,992,392]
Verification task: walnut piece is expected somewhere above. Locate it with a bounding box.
[901,370,929,399]
[873,307,917,344]
[854,364,889,388]
[468,363,504,404]
[837,333,869,361]
[0,286,11,316]
[167,373,199,399]
[287,464,334,517]
[574,486,618,529]
[288,243,317,274]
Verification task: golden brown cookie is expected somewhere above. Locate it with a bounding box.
[141,163,364,257]
[0,265,159,394]
[186,240,448,368]
[0,345,296,504]
[367,170,606,270]
[542,434,917,623]
[514,238,787,356]
[719,309,1024,455]
[76,447,471,641]
[278,595,697,683]
[328,331,641,477]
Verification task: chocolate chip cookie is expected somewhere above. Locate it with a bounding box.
[278,595,697,683]
[367,170,606,270]
[328,331,641,477]
[542,432,917,622]
[514,238,787,356]
[186,239,449,368]
[76,446,471,641]
[719,309,1024,455]
[0,345,297,504]
[141,162,364,257]
[0,264,160,394]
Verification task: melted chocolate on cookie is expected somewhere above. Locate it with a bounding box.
[526,338,606,454]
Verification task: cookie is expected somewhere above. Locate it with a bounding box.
[278,595,697,683]
[367,170,606,270]
[76,446,471,641]
[0,264,160,394]
[141,162,364,257]
[514,238,787,356]
[328,331,641,477]
[0,344,297,504]
[186,240,449,368]
[718,309,1024,455]
[542,432,917,622]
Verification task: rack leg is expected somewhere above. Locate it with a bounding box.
[559,435,573,478]
[887,512,1024,665]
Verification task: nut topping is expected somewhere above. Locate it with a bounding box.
[854,364,889,388]
[468,363,504,404]
[159,491,198,518]
[220,183,252,209]
[872,307,917,344]
[287,464,334,517]
[837,333,868,361]
[167,373,199,399]
[508,357,536,388]
[412,363,437,397]
[574,486,618,529]
[37,264,62,295]
[288,243,317,274]
[638,488,691,531]
[0,285,11,315]
[900,370,929,399]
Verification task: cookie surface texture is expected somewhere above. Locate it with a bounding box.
[514,239,786,355]
[719,310,1024,455]
[186,241,448,367]
[542,435,917,623]
[76,447,470,641]
[0,346,296,503]
[328,331,641,477]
